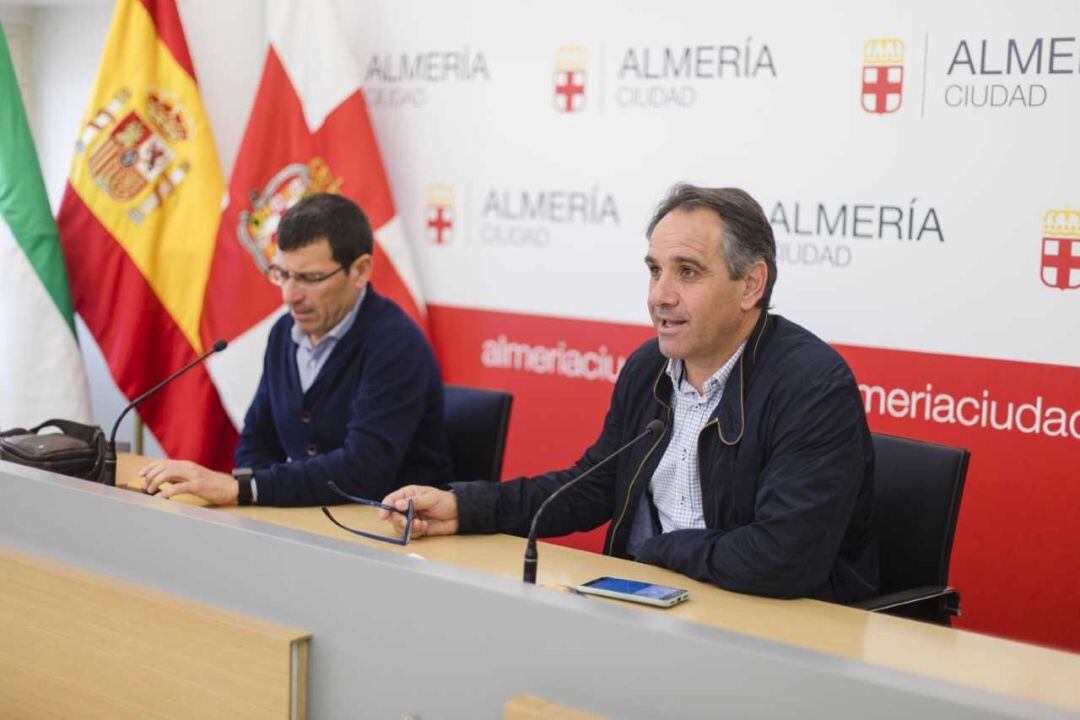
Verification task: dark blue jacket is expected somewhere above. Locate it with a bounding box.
[236,288,453,506]
[453,312,878,603]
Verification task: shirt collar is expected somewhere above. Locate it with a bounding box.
[290,286,367,350]
[665,341,747,398]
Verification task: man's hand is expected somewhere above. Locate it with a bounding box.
[380,485,459,538]
[139,460,239,506]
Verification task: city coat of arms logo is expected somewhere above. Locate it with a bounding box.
[861,38,904,114]
[237,158,343,273]
[78,88,192,222]
[554,45,587,113]
[1041,209,1080,290]
[425,184,455,245]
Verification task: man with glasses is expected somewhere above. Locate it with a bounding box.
[141,193,453,506]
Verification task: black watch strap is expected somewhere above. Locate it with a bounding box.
[232,467,254,506]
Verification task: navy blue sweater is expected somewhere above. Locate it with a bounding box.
[235,289,453,506]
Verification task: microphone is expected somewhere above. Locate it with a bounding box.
[523,419,665,584]
[102,339,228,487]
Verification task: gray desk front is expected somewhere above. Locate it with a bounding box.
[0,460,1073,719]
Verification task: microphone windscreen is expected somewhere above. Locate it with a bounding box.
[212,339,229,352]
[645,419,666,435]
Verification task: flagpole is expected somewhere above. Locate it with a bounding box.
[133,414,144,456]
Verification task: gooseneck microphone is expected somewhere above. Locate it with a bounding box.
[102,339,228,487]
[522,419,666,584]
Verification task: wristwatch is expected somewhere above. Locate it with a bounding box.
[232,467,254,506]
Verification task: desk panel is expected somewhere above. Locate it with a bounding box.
[0,547,308,720]
[0,459,1074,719]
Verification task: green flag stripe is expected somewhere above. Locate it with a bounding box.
[0,26,77,334]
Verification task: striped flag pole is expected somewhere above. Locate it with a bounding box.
[0,26,91,428]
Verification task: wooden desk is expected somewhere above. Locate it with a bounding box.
[116,454,1079,713]
[0,547,309,720]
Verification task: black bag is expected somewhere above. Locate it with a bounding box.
[0,419,106,482]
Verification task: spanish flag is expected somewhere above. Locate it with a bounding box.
[56,0,237,468]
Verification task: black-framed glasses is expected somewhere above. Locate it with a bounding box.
[266,264,346,287]
[321,481,414,546]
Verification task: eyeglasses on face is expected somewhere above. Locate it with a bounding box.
[321,481,415,546]
[266,264,346,287]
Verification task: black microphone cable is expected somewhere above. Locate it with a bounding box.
[523,419,666,584]
[103,339,228,487]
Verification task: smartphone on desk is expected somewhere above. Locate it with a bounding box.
[576,576,689,608]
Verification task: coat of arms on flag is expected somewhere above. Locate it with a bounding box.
[425,184,455,245]
[554,45,587,113]
[237,157,342,273]
[1041,209,1080,290]
[81,89,191,220]
[861,38,904,115]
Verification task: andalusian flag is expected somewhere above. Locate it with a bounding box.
[199,0,428,425]
[55,0,237,467]
[0,27,91,428]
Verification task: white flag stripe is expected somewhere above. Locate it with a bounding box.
[206,304,287,429]
[374,215,426,318]
[270,0,360,133]
[0,220,92,427]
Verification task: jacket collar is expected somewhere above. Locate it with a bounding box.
[650,309,772,446]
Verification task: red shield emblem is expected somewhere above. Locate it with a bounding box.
[861,38,904,115]
[554,69,586,112]
[554,46,587,113]
[1041,237,1080,290]
[861,65,903,114]
[425,184,455,245]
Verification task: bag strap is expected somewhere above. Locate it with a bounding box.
[0,427,30,439]
[28,418,103,445]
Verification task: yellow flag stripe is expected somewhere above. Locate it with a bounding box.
[68,0,223,355]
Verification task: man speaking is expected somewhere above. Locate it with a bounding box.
[381,184,877,602]
[142,193,453,506]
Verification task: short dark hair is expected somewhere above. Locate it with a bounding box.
[647,184,777,310]
[277,193,373,268]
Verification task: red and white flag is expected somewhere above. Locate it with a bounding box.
[199,0,426,425]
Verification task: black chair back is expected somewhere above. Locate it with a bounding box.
[443,385,513,483]
[872,432,969,595]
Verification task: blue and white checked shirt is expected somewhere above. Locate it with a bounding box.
[648,343,746,533]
